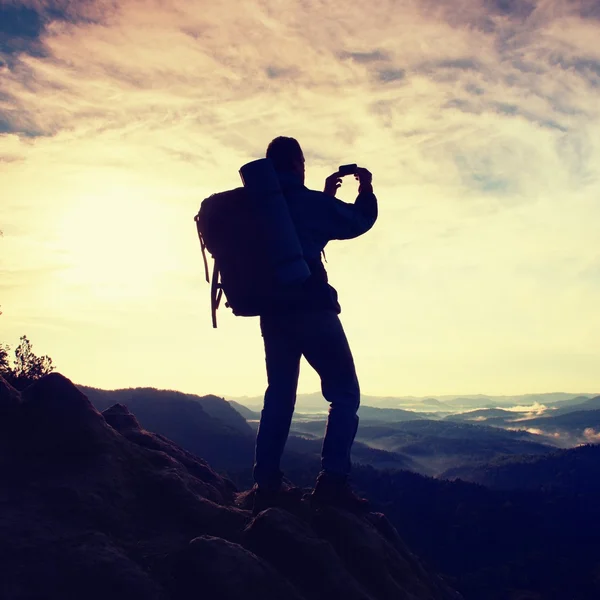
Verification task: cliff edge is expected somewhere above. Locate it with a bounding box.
[0,373,462,600]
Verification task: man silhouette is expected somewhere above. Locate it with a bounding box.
[253,137,378,513]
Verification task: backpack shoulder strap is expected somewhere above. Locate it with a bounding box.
[211,260,224,329]
[195,210,221,327]
[194,213,210,283]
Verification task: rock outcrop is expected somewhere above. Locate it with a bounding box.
[0,373,462,600]
[79,384,257,473]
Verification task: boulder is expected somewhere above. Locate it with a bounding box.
[16,372,118,457]
[0,530,167,600]
[102,402,237,504]
[313,508,461,600]
[102,402,142,432]
[171,535,306,600]
[244,507,374,600]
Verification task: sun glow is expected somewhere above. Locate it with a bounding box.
[55,182,178,301]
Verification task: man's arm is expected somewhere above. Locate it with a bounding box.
[321,167,378,240]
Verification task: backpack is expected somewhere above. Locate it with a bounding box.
[194,159,310,328]
[195,186,277,327]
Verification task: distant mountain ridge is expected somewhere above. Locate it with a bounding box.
[442,400,600,434]
[231,392,598,413]
[289,417,556,477]
[81,386,251,434]
[80,386,423,476]
[79,385,256,471]
[229,400,260,421]
[543,395,600,416]
[442,443,600,492]
[359,405,428,421]
[444,408,519,422]
[516,408,600,436]
[545,395,597,409]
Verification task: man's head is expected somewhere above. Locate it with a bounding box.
[266,136,305,182]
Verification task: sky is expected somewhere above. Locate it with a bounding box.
[1,0,599,399]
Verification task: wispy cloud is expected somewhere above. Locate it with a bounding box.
[583,428,600,443]
[508,426,562,441]
[506,402,549,419]
[340,50,390,64]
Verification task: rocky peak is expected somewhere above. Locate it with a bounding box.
[0,373,461,600]
[102,402,143,432]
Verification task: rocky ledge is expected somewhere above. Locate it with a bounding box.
[0,373,462,600]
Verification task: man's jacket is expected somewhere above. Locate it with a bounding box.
[261,171,378,315]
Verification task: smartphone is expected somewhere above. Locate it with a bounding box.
[338,163,357,176]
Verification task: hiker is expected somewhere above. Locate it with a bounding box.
[253,136,378,513]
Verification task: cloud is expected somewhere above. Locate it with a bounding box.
[524,427,544,435]
[425,58,482,72]
[506,403,549,419]
[508,427,561,440]
[265,65,298,80]
[340,50,389,63]
[0,115,12,133]
[484,0,536,19]
[563,0,600,21]
[377,68,406,83]
[583,428,600,443]
[0,3,47,60]
[553,57,600,88]
[0,109,47,137]
[0,0,114,60]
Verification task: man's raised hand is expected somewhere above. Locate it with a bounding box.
[354,167,372,185]
[324,172,342,197]
[355,167,373,193]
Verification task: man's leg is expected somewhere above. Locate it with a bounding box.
[253,314,302,489]
[300,311,360,479]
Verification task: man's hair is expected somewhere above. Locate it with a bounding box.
[266,136,303,172]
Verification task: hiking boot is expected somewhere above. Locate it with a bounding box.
[252,484,280,516]
[310,472,371,513]
[251,480,305,516]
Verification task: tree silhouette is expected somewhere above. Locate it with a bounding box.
[13,335,54,382]
[0,342,10,374]
[0,335,55,389]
